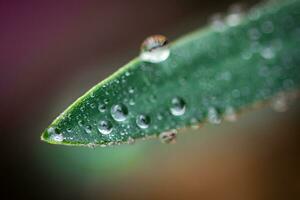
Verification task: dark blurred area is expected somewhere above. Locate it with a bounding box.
[1,0,300,199]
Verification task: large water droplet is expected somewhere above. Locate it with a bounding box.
[136,114,151,129]
[111,104,128,122]
[140,35,170,63]
[170,97,186,116]
[159,130,177,144]
[98,120,113,135]
[208,107,221,124]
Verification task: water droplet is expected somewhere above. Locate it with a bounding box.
[78,120,84,127]
[98,103,106,112]
[225,4,243,27]
[209,13,226,32]
[129,99,135,106]
[47,127,64,142]
[90,103,96,109]
[224,106,237,122]
[260,47,275,59]
[136,114,151,129]
[159,130,177,144]
[85,125,92,134]
[128,87,135,94]
[103,99,109,104]
[98,120,113,135]
[111,104,128,122]
[140,35,170,63]
[208,107,221,124]
[157,113,163,120]
[170,97,186,116]
[125,71,130,76]
[190,118,202,129]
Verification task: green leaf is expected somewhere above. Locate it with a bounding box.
[41,0,300,147]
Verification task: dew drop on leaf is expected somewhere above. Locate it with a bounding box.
[140,35,170,63]
[98,103,106,112]
[111,104,128,122]
[98,120,113,135]
[128,87,135,94]
[209,13,226,32]
[170,97,186,116]
[47,127,64,142]
[208,107,221,124]
[84,125,92,134]
[225,4,244,27]
[136,114,151,129]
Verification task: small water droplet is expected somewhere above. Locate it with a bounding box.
[140,35,170,63]
[90,103,96,109]
[157,113,163,120]
[159,130,177,144]
[208,107,221,124]
[190,118,202,129]
[225,4,243,27]
[104,99,109,104]
[47,127,64,142]
[85,125,92,134]
[111,104,128,122]
[136,114,151,129]
[78,120,84,127]
[260,47,275,59]
[98,103,106,112]
[129,99,135,106]
[128,87,135,94]
[98,120,113,135]
[224,106,237,122]
[170,97,186,116]
[209,13,226,32]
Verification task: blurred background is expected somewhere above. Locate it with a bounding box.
[1,0,300,199]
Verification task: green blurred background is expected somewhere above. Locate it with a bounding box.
[2,0,300,199]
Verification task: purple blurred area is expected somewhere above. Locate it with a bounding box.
[2,0,300,200]
[1,0,244,126]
